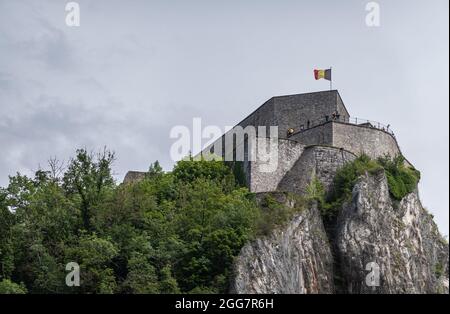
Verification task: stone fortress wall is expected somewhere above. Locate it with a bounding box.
[290,122,333,146]
[199,90,411,194]
[270,91,349,138]
[277,145,356,196]
[331,122,403,161]
[248,138,304,193]
[235,90,350,139]
[290,121,404,160]
[123,90,410,196]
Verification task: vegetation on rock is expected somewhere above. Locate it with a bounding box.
[316,154,421,219]
[256,193,306,236]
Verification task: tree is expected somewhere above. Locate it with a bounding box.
[172,178,258,292]
[0,152,262,294]
[121,253,159,293]
[63,148,115,231]
[0,189,14,280]
[65,233,118,294]
[172,157,235,190]
[0,279,27,294]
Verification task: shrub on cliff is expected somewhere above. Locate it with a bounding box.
[320,154,420,218]
[320,154,381,218]
[256,193,306,236]
[378,155,421,200]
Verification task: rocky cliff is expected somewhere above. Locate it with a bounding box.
[230,193,334,294]
[231,170,449,294]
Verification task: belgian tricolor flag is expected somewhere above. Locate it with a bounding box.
[314,68,332,81]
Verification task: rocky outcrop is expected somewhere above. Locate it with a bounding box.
[231,192,334,294]
[336,170,449,294]
[231,171,449,294]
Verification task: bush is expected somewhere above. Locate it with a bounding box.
[255,193,305,236]
[322,154,381,218]
[434,262,444,278]
[0,279,27,294]
[173,156,233,186]
[306,176,326,205]
[378,155,420,200]
[320,154,420,219]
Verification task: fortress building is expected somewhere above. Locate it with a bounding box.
[199,90,409,195]
[124,90,409,196]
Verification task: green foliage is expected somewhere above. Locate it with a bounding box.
[148,160,163,177]
[378,155,421,200]
[320,154,420,219]
[319,154,381,218]
[0,149,261,294]
[0,192,15,280]
[172,179,259,292]
[0,279,27,294]
[225,161,247,187]
[434,262,444,278]
[255,194,305,236]
[306,176,326,206]
[63,148,115,231]
[65,233,119,293]
[158,265,180,293]
[172,156,235,191]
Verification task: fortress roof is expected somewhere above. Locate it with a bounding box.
[270,89,350,117]
[236,90,350,129]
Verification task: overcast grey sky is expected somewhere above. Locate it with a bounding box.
[0,0,448,234]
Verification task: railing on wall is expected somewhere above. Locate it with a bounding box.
[291,115,394,137]
[346,117,394,135]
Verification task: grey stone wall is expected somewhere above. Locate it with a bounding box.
[288,121,405,161]
[277,145,356,196]
[202,90,349,154]
[332,122,402,160]
[238,98,277,138]
[249,138,304,193]
[272,90,349,138]
[336,93,350,121]
[289,123,334,146]
[123,171,146,184]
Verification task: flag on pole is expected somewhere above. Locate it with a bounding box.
[314,68,332,81]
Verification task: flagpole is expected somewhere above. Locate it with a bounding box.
[330,66,332,90]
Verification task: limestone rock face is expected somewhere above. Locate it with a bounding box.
[230,193,334,294]
[231,171,449,294]
[336,170,449,294]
